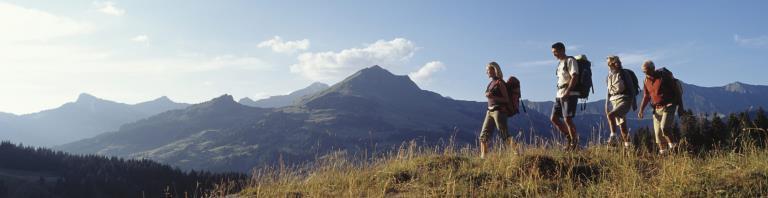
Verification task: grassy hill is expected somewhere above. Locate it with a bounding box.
[239,140,768,197]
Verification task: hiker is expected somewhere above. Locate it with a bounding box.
[550,42,580,150]
[604,56,636,149]
[638,60,685,154]
[479,62,513,158]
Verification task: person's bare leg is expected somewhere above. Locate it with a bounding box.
[506,138,519,155]
[607,112,617,145]
[480,141,488,159]
[619,121,630,147]
[551,115,572,145]
[565,117,578,148]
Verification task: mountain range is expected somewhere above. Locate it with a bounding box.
[58,66,553,172]
[20,65,768,173]
[238,82,329,108]
[0,94,189,146]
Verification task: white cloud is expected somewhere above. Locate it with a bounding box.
[518,60,558,68]
[257,36,310,53]
[94,1,125,16]
[409,61,445,85]
[204,55,271,71]
[734,34,768,47]
[0,2,92,43]
[614,52,659,67]
[132,35,149,45]
[290,38,417,82]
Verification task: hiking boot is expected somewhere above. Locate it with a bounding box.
[569,143,582,151]
[606,135,619,147]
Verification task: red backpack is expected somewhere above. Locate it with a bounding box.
[505,76,524,116]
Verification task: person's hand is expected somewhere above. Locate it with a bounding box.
[638,111,644,119]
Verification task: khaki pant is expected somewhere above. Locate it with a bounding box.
[653,105,676,144]
[479,110,509,142]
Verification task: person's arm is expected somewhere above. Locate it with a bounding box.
[638,80,650,119]
[605,75,610,115]
[637,83,651,119]
[565,58,579,97]
[486,80,508,103]
[605,92,610,115]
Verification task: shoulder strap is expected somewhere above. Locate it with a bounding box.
[498,79,510,101]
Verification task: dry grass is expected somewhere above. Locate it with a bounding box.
[237,140,768,197]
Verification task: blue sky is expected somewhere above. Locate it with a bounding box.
[1,1,767,114]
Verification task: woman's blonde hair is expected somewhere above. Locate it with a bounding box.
[487,62,503,78]
[606,55,622,69]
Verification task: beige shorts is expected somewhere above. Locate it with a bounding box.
[653,105,676,144]
[609,99,631,125]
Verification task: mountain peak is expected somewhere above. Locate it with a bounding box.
[289,82,330,96]
[299,65,433,109]
[307,82,330,89]
[210,94,236,104]
[76,93,102,103]
[150,96,173,103]
[357,65,392,76]
[725,81,751,93]
[186,94,242,112]
[238,97,256,104]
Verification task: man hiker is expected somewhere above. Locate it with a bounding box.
[604,56,634,149]
[479,62,516,158]
[638,60,685,154]
[550,42,580,150]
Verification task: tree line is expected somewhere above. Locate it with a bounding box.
[632,108,768,154]
[0,141,248,198]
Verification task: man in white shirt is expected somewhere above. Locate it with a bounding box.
[550,42,580,150]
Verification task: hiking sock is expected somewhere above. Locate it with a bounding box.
[623,142,631,148]
[668,143,677,149]
[659,149,666,154]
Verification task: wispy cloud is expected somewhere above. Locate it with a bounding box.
[517,60,557,68]
[0,2,92,43]
[614,52,658,67]
[409,61,445,85]
[734,34,768,47]
[94,1,125,16]
[290,38,417,82]
[131,35,149,45]
[257,36,310,53]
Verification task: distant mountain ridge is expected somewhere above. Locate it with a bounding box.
[239,82,329,108]
[57,66,768,173]
[0,94,190,146]
[59,66,552,172]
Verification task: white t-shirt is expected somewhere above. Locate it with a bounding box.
[607,69,627,101]
[556,57,580,98]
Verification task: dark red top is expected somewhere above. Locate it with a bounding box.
[643,69,676,107]
[486,78,508,109]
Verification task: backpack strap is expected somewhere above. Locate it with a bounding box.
[498,78,510,104]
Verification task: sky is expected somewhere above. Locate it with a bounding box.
[1,1,767,115]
